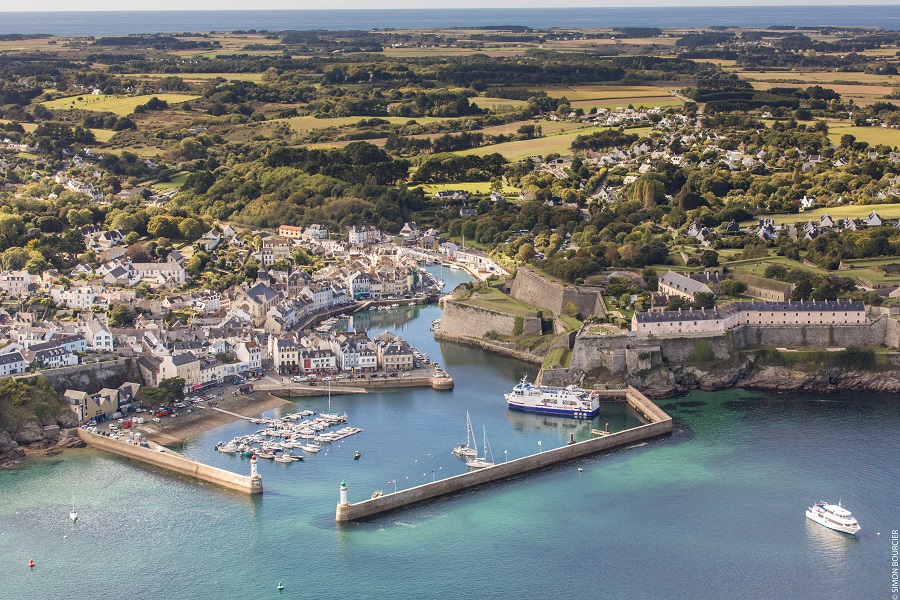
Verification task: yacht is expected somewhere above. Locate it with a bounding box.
[465,427,495,469]
[452,411,479,458]
[806,501,861,535]
[504,376,600,418]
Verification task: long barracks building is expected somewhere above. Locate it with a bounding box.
[632,300,866,337]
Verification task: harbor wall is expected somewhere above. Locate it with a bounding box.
[77,429,262,494]
[336,388,670,521]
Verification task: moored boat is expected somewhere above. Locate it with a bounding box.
[504,376,600,418]
[806,501,861,534]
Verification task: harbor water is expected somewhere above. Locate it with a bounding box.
[0,266,896,599]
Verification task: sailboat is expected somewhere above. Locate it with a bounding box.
[452,412,478,458]
[466,427,495,469]
[319,383,346,422]
[69,496,78,523]
[437,263,445,291]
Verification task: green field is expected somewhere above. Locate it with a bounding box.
[739,203,900,226]
[43,93,199,116]
[570,97,683,110]
[463,285,541,317]
[471,97,529,112]
[154,172,190,192]
[282,114,454,132]
[458,125,653,161]
[827,124,900,147]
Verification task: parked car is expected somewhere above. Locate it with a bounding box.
[152,417,161,423]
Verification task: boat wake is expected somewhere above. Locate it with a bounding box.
[395,521,416,528]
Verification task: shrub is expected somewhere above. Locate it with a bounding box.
[513,316,524,336]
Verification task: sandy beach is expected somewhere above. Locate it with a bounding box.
[137,392,292,446]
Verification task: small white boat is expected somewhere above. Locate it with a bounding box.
[301,442,321,453]
[274,453,293,463]
[216,442,238,453]
[806,500,861,535]
[69,496,78,523]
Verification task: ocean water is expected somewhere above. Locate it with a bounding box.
[0,266,896,599]
[1,7,899,36]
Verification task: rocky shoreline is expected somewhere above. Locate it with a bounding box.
[1,410,86,468]
[625,362,900,399]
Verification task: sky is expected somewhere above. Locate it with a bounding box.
[6,0,898,10]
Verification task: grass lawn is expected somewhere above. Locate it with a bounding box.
[740,203,900,227]
[558,314,583,331]
[154,172,190,192]
[43,93,199,115]
[543,347,573,369]
[826,123,900,146]
[463,285,541,318]
[418,181,521,196]
[458,125,653,161]
[90,128,117,143]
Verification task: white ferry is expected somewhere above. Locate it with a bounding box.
[806,501,861,535]
[504,376,600,418]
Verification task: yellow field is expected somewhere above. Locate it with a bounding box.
[458,125,653,161]
[90,128,117,143]
[737,70,899,86]
[570,97,682,109]
[417,181,521,196]
[826,123,900,146]
[43,93,199,115]
[529,85,671,101]
[750,81,894,106]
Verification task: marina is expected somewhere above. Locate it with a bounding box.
[0,266,894,599]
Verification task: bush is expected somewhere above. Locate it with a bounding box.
[687,340,716,363]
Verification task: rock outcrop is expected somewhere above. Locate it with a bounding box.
[14,422,44,445]
[0,430,24,465]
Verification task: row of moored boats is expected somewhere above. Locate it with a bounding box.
[215,409,361,463]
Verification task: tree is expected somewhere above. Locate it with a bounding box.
[564,301,579,317]
[0,213,25,250]
[178,218,205,241]
[137,377,185,408]
[1,247,28,270]
[667,296,691,311]
[720,279,747,296]
[691,292,717,309]
[641,267,658,292]
[147,216,180,239]
[700,250,719,268]
[108,304,135,328]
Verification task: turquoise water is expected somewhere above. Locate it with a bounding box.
[1,266,896,599]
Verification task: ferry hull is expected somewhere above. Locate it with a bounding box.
[805,509,861,535]
[506,402,599,419]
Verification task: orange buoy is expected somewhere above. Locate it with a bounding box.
[28,559,34,568]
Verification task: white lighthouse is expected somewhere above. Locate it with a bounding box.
[339,480,349,506]
[250,454,258,478]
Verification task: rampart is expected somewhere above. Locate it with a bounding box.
[509,267,605,318]
[440,300,542,337]
[336,387,671,521]
[77,429,262,494]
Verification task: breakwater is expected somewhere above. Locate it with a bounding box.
[77,429,262,494]
[336,387,671,521]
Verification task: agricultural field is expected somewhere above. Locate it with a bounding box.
[527,85,671,101]
[750,81,895,106]
[123,72,266,83]
[569,97,682,109]
[42,93,199,115]
[826,123,900,146]
[382,46,526,58]
[459,125,653,161]
[153,172,189,191]
[735,70,899,87]
[471,97,529,111]
[281,114,454,132]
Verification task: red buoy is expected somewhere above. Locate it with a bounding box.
[28,559,34,568]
